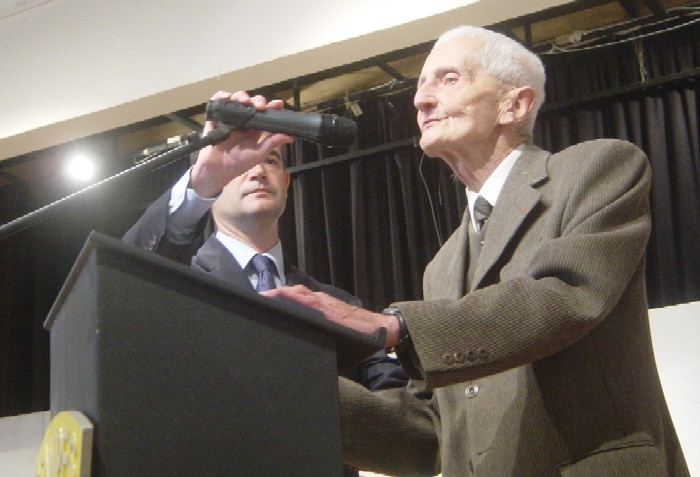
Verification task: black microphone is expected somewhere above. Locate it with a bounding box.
[205,100,357,147]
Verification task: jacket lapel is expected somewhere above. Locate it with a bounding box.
[191,236,254,291]
[426,209,471,299]
[472,145,550,289]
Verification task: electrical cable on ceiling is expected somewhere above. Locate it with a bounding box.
[538,5,700,55]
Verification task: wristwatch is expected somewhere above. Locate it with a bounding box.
[382,306,411,352]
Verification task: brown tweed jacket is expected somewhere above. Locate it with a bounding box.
[338,139,689,477]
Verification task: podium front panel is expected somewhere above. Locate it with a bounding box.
[49,236,349,477]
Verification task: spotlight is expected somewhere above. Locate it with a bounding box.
[65,154,96,182]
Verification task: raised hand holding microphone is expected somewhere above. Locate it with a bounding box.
[189,91,295,199]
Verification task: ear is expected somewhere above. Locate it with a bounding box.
[284,171,291,187]
[498,86,536,126]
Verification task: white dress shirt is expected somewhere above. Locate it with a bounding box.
[465,146,523,231]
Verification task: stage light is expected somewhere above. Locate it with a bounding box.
[65,154,96,182]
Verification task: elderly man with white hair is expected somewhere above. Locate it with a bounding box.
[266,25,689,477]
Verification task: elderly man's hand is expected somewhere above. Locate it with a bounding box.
[263,285,400,347]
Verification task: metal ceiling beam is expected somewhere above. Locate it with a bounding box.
[163,113,203,132]
[641,0,667,16]
[540,65,700,114]
[293,79,301,111]
[496,0,613,31]
[523,23,533,47]
[256,41,433,99]
[616,0,640,17]
[376,62,405,81]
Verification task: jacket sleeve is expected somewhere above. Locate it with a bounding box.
[122,187,209,265]
[338,377,440,476]
[354,349,409,391]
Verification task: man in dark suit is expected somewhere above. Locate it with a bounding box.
[266,26,690,476]
[122,90,407,475]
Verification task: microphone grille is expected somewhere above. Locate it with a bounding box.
[319,115,357,147]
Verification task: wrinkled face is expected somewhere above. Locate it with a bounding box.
[212,148,290,225]
[414,36,508,158]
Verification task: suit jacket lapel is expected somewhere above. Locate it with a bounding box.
[472,145,550,289]
[191,235,254,291]
[426,209,471,299]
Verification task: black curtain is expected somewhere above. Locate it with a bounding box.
[534,22,700,307]
[1,19,698,417]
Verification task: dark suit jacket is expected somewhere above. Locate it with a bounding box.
[337,140,689,477]
[122,188,408,393]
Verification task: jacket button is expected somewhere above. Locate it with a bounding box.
[465,384,480,398]
[442,353,455,365]
[477,347,489,360]
[454,352,467,363]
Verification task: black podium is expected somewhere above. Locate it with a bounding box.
[44,232,383,476]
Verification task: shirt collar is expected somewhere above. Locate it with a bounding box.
[466,146,523,230]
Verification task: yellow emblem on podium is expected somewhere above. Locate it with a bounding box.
[35,410,93,477]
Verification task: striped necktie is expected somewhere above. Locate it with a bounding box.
[473,195,493,247]
[473,195,493,231]
[250,254,278,292]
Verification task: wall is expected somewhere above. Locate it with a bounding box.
[648,301,700,474]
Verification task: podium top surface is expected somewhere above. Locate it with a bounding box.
[45,231,385,371]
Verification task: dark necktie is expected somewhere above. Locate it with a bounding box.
[473,195,493,232]
[250,254,278,292]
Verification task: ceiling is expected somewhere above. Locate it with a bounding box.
[1,0,698,202]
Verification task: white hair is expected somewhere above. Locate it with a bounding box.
[435,26,546,136]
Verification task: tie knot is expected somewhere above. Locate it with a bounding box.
[250,254,278,292]
[473,196,493,229]
[251,254,277,274]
